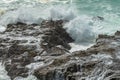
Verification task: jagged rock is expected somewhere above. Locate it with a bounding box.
[5,63,29,80]
[72,50,88,57]
[41,20,74,51]
[6,22,27,32]
[7,43,37,57]
[1,19,120,80]
[11,40,28,44]
[34,61,80,80]
[98,34,114,39]
[0,19,74,79]
[115,31,120,36]
[66,63,79,73]
[0,48,8,57]
[33,30,120,80]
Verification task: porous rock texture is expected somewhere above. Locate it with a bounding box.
[0,20,74,80]
[0,20,120,80]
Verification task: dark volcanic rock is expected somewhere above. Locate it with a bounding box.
[5,63,29,80]
[33,30,120,80]
[8,43,37,57]
[1,19,120,80]
[115,31,120,36]
[41,20,74,51]
[0,20,74,80]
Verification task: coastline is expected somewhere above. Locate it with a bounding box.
[0,20,120,80]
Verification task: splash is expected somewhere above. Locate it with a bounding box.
[0,0,120,80]
[0,63,11,80]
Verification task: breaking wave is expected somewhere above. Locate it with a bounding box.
[0,0,120,80]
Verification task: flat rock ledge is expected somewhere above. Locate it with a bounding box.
[0,20,120,80]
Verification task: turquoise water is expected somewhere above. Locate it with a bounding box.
[74,0,120,35]
[0,0,120,35]
[1,0,120,53]
[74,0,120,15]
[1,0,120,17]
[0,0,120,55]
[0,0,120,80]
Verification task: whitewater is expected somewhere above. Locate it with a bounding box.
[0,0,120,80]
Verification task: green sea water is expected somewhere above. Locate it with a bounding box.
[0,0,120,35]
[74,0,120,35]
[0,0,120,80]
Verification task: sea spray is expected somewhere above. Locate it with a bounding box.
[0,0,120,80]
[0,3,99,54]
[64,16,96,43]
[0,63,11,80]
[0,25,6,32]
[50,5,76,20]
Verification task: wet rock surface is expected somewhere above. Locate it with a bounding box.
[0,20,120,80]
[34,30,120,80]
[0,20,74,80]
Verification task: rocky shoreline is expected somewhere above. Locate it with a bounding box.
[0,20,120,80]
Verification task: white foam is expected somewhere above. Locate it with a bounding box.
[14,75,37,80]
[92,13,120,35]
[50,5,76,20]
[0,2,96,45]
[0,25,6,32]
[2,0,17,3]
[69,43,94,52]
[91,53,113,65]
[64,16,96,43]
[26,62,44,70]
[0,63,11,80]
[34,56,41,61]
[0,4,97,53]
[36,0,69,3]
[0,4,76,25]
[0,7,46,25]
[116,52,120,59]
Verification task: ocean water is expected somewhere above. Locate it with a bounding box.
[0,0,120,41]
[0,0,120,80]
